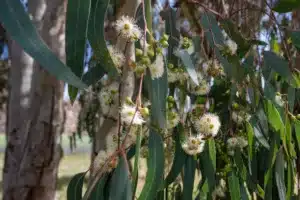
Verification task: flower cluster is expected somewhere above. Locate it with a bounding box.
[201,59,224,77]
[189,73,211,95]
[107,45,125,69]
[99,82,119,115]
[227,136,248,156]
[115,15,141,41]
[194,113,221,138]
[121,103,145,125]
[182,134,205,155]
[232,110,251,125]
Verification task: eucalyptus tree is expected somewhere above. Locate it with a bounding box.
[1,0,300,199]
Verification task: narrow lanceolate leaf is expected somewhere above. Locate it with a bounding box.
[165,124,187,186]
[275,150,286,200]
[0,0,86,89]
[250,118,270,149]
[109,156,132,200]
[290,31,300,51]
[182,157,196,200]
[138,129,165,200]
[67,172,86,200]
[89,174,108,200]
[263,51,292,80]
[82,64,106,86]
[272,0,300,13]
[246,122,254,160]
[294,120,300,152]
[264,99,284,132]
[132,127,142,195]
[174,49,199,85]
[288,87,295,111]
[66,0,91,100]
[228,171,241,200]
[88,0,118,78]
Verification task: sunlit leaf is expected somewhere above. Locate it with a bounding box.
[275,150,286,200]
[67,172,86,200]
[272,0,300,13]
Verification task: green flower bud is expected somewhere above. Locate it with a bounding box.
[141,56,151,65]
[125,97,134,105]
[147,49,155,58]
[232,102,239,110]
[140,107,150,117]
[168,63,174,69]
[160,40,169,48]
[297,114,300,120]
[135,48,143,57]
[162,34,169,41]
[156,47,163,54]
[167,96,175,102]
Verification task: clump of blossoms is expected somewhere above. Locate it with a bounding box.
[167,110,180,129]
[225,38,238,55]
[99,82,119,115]
[115,15,141,41]
[149,54,165,79]
[167,63,189,83]
[232,110,251,125]
[181,134,205,155]
[107,45,125,69]
[201,59,224,77]
[194,113,221,138]
[120,99,145,125]
[189,73,211,95]
[227,136,248,156]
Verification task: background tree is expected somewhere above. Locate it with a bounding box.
[2,0,66,199]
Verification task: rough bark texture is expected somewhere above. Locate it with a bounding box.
[2,0,65,199]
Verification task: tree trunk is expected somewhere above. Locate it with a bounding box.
[2,0,66,199]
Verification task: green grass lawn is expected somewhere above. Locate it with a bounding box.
[0,134,91,200]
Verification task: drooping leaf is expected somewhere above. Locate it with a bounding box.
[294,120,300,152]
[165,124,187,186]
[182,156,196,200]
[287,87,295,111]
[67,172,86,200]
[290,31,300,51]
[88,174,108,200]
[272,0,300,13]
[228,171,241,200]
[250,118,270,149]
[0,0,86,89]
[132,127,142,195]
[263,51,292,80]
[138,129,165,200]
[264,99,284,132]
[175,49,199,85]
[246,122,254,160]
[87,0,118,78]
[109,156,132,200]
[82,65,106,86]
[66,0,91,100]
[275,150,286,200]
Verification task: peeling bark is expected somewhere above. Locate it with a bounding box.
[3,0,65,199]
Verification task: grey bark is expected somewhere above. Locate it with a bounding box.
[2,0,65,199]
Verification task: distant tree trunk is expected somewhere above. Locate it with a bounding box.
[2,0,66,199]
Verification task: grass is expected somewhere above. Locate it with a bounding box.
[0,134,91,200]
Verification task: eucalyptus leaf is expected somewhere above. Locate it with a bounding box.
[67,172,86,200]
[0,0,86,89]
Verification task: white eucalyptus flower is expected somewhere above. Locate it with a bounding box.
[107,45,125,68]
[227,136,248,156]
[121,104,145,125]
[189,74,211,96]
[275,93,285,107]
[225,39,238,55]
[99,82,119,115]
[181,134,205,155]
[195,113,221,138]
[232,111,251,125]
[149,54,165,79]
[115,15,141,41]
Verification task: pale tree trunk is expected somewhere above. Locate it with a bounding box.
[3,0,66,199]
[90,0,141,174]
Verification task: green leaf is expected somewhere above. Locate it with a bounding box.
[82,65,106,86]
[175,49,199,85]
[182,156,196,200]
[165,124,187,186]
[132,127,142,195]
[286,160,293,199]
[199,142,216,193]
[264,99,284,132]
[272,0,300,13]
[138,129,165,200]
[66,0,91,100]
[228,171,241,200]
[88,0,118,78]
[275,150,286,200]
[250,118,270,149]
[294,120,300,152]
[263,51,292,80]
[67,172,86,200]
[287,87,295,111]
[88,174,108,200]
[246,122,254,160]
[290,31,300,51]
[109,156,132,200]
[0,0,86,89]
